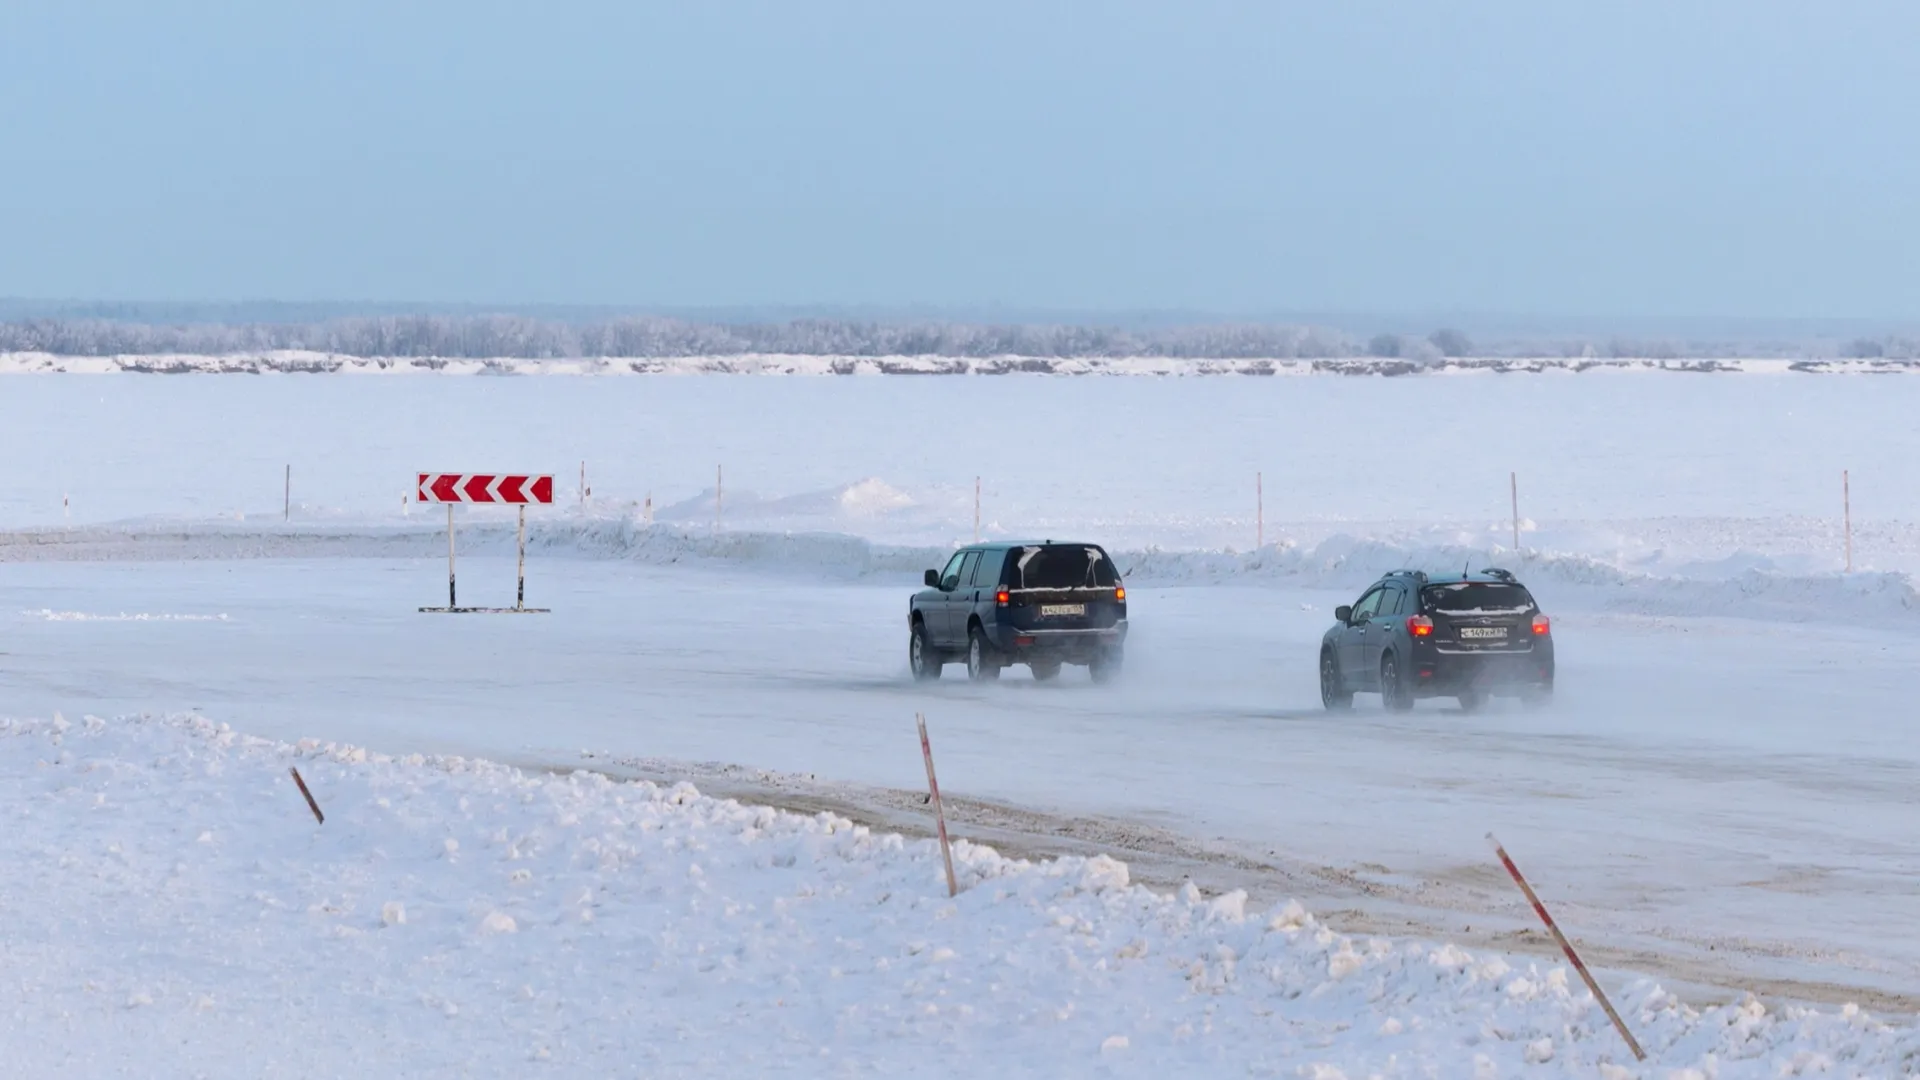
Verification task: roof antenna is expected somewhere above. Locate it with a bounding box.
[1464,556,1472,575]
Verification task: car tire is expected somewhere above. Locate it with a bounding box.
[1089,646,1123,685]
[909,620,941,681]
[966,627,1001,682]
[1320,649,1352,711]
[1457,688,1488,713]
[1029,661,1062,682]
[1380,653,1414,712]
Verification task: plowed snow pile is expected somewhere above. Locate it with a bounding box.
[4,715,1913,1077]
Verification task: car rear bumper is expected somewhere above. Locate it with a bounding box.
[990,622,1127,660]
[1414,651,1553,695]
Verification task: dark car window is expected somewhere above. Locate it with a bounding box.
[1011,545,1119,589]
[1381,585,1406,616]
[1423,582,1536,615]
[969,550,1005,588]
[956,551,981,591]
[1352,587,1386,620]
[938,552,966,590]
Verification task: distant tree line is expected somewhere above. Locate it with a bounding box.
[0,315,1911,361]
[0,316,1359,359]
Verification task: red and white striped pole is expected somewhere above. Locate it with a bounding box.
[917,713,958,898]
[1488,833,1644,1061]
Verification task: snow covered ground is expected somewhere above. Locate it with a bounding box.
[4,374,1920,1073]
[5,373,1918,554]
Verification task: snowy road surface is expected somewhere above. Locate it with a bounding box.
[6,555,1917,1010]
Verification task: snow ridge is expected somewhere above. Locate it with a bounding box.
[4,519,1914,626]
[4,711,1914,1076]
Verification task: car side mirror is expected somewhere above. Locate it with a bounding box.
[924,569,940,588]
[1334,605,1353,624]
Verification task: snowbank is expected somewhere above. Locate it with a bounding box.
[4,712,1913,1077]
[4,349,1918,376]
[4,517,1915,626]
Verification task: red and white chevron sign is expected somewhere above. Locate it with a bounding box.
[416,473,555,504]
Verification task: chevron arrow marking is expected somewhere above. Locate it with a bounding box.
[416,473,556,504]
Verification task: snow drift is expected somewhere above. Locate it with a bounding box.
[4,517,1915,627]
[4,711,1915,1077]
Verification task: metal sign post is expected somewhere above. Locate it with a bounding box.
[417,473,555,614]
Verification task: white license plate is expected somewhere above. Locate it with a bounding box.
[1038,604,1086,618]
[1458,627,1508,640]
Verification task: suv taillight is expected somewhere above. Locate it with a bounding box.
[1115,587,1126,602]
[1407,615,1433,637]
[995,589,1010,606]
[1532,614,1551,636]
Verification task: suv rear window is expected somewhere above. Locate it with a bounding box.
[1011,545,1120,590]
[1422,582,1535,615]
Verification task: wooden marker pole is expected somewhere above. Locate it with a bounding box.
[1510,472,1520,552]
[916,713,959,898]
[1488,833,1643,1061]
[290,767,325,824]
[1844,470,1853,572]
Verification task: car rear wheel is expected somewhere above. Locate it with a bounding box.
[1320,649,1352,711]
[1089,646,1123,685]
[1380,653,1414,712]
[966,627,1001,682]
[909,621,940,681]
[1029,661,1062,682]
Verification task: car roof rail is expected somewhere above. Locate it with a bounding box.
[1383,569,1429,583]
[1481,567,1516,581]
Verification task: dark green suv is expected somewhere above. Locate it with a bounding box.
[909,541,1127,683]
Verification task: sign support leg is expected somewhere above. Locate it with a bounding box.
[516,505,527,610]
[447,504,457,609]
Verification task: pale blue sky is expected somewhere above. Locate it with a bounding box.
[2,1,1916,317]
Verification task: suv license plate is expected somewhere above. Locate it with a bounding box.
[1039,604,1086,618]
[1458,627,1508,640]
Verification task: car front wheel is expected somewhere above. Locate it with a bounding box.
[909,621,940,681]
[1320,649,1352,711]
